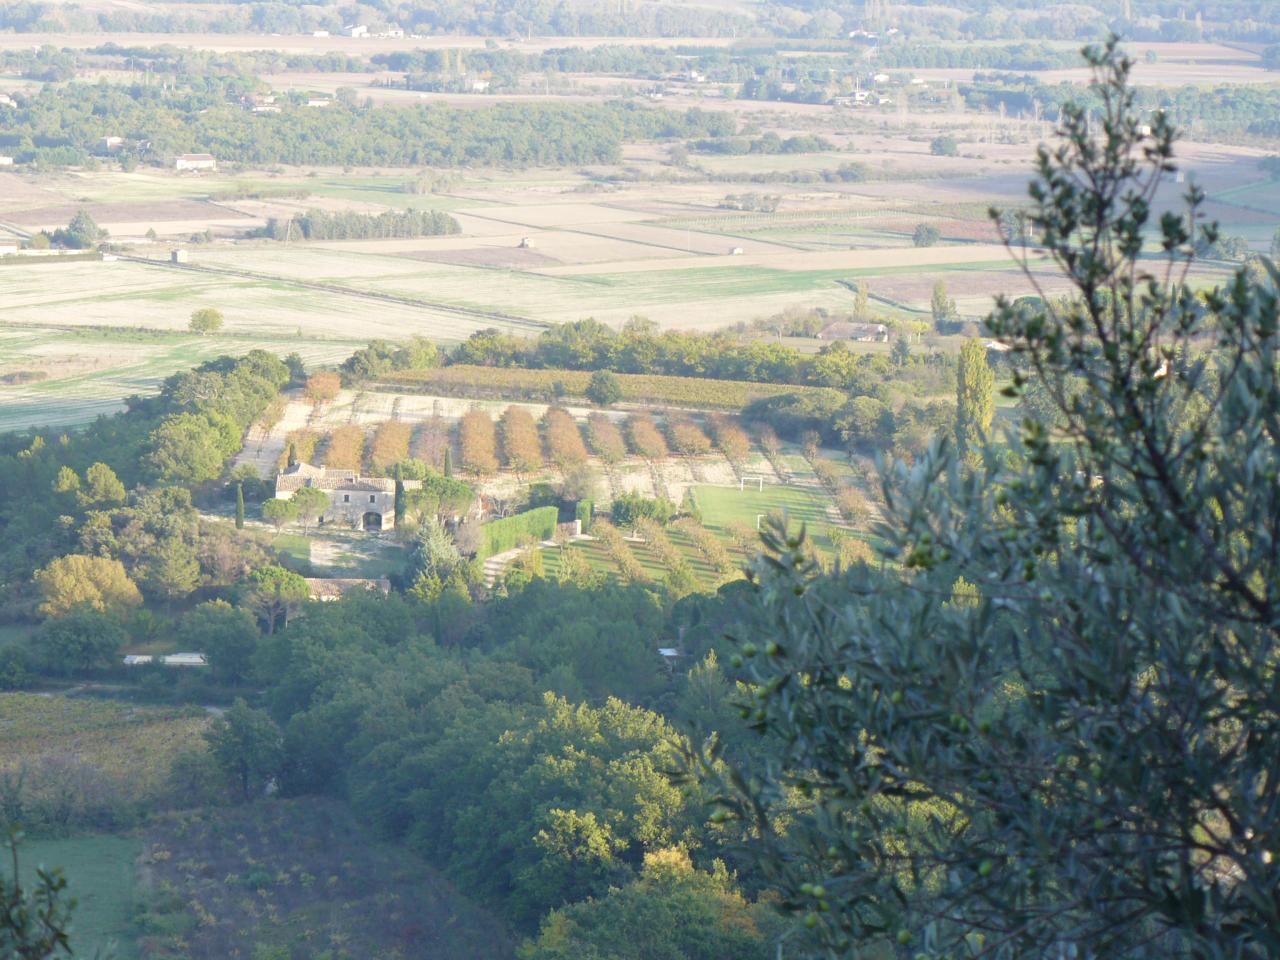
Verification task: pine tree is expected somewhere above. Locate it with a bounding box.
[443,446,454,478]
[955,337,994,451]
[235,482,245,530]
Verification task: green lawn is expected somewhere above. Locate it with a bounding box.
[21,835,141,960]
[691,483,840,554]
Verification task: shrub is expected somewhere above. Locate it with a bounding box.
[500,406,542,473]
[930,134,959,156]
[585,370,623,406]
[587,413,628,463]
[459,409,499,476]
[912,223,941,247]
[626,414,669,460]
[612,492,677,527]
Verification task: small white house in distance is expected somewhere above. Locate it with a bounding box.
[122,652,207,667]
[0,242,20,256]
[174,153,217,171]
[163,652,208,667]
[0,155,15,166]
[0,93,14,107]
[306,97,332,108]
[347,23,367,37]
[98,135,124,153]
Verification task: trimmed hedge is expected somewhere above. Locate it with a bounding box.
[478,506,559,560]
[575,499,594,534]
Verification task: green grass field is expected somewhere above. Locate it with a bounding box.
[691,483,840,554]
[21,835,142,960]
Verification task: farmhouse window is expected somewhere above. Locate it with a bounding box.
[370,495,376,503]
[343,494,350,502]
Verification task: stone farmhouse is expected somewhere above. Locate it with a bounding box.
[275,463,397,531]
[816,321,889,342]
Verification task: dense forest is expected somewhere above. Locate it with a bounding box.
[0,85,735,167]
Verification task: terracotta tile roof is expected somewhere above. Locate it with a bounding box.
[304,577,392,601]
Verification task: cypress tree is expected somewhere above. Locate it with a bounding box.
[287,442,299,467]
[235,482,245,530]
[955,337,994,452]
[393,463,405,529]
[443,447,453,478]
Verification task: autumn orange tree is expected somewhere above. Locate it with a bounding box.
[542,406,588,468]
[500,405,542,474]
[587,412,627,463]
[304,371,341,407]
[323,425,365,471]
[666,416,712,456]
[459,409,499,476]
[626,413,668,460]
[706,413,751,466]
[369,420,411,473]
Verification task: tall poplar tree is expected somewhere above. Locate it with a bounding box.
[955,336,994,451]
[235,482,245,530]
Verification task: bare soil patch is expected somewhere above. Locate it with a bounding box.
[6,199,252,233]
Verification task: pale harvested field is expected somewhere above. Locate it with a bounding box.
[4,199,255,235]
[558,220,802,255]
[0,257,536,340]
[535,242,1029,276]
[454,203,654,228]
[316,231,684,265]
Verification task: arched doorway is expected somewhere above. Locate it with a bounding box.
[362,511,383,531]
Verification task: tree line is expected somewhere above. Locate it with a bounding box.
[258,208,460,241]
